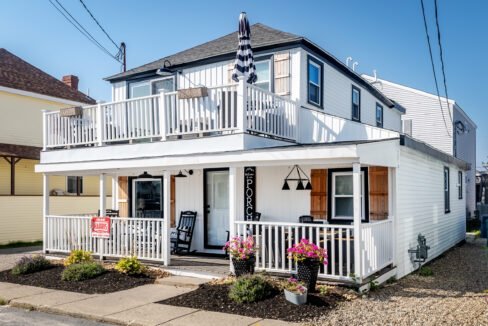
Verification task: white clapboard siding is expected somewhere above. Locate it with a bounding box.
[395,146,465,278]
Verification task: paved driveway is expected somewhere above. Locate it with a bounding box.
[0,247,41,272]
[314,239,488,326]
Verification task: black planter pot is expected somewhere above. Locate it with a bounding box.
[232,256,255,277]
[297,259,320,291]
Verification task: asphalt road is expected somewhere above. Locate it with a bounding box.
[0,306,109,325]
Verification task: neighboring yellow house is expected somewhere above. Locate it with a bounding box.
[0,49,111,244]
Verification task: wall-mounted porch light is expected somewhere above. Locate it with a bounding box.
[282,165,312,191]
[137,171,153,178]
[174,170,194,178]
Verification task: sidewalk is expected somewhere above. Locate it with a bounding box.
[0,276,296,326]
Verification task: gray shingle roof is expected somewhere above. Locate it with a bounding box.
[105,23,301,81]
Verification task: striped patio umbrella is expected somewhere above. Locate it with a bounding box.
[231,12,257,84]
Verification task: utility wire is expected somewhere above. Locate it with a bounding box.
[48,0,121,63]
[419,0,451,137]
[78,0,119,50]
[434,0,453,124]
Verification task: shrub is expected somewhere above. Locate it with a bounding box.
[115,256,146,275]
[61,262,105,281]
[64,250,92,266]
[11,255,51,275]
[418,266,434,277]
[0,298,7,305]
[229,275,272,303]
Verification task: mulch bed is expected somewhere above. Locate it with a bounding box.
[159,283,347,322]
[0,265,155,294]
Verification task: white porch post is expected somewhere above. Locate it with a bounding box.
[228,167,237,272]
[99,174,106,260]
[42,174,49,253]
[42,110,47,151]
[96,101,104,146]
[388,167,397,266]
[159,90,167,141]
[111,175,119,210]
[352,162,362,283]
[163,170,171,266]
[236,78,247,132]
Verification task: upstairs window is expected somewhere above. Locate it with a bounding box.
[254,60,271,91]
[129,80,151,98]
[352,86,361,121]
[129,77,175,98]
[444,167,450,213]
[376,103,384,128]
[458,171,463,199]
[307,56,322,107]
[67,176,83,195]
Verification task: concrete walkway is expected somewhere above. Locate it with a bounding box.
[0,246,41,272]
[0,276,295,326]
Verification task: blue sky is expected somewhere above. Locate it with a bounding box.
[1,0,486,166]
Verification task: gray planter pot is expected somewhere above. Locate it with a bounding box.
[284,288,308,305]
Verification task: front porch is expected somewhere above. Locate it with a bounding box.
[40,142,398,284]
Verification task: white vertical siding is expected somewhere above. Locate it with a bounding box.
[299,49,402,132]
[112,81,127,101]
[453,105,477,216]
[395,146,465,279]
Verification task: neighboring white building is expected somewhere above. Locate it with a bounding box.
[36,23,468,285]
[363,75,477,218]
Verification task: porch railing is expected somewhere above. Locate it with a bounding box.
[360,219,394,278]
[234,221,355,282]
[45,215,166,262]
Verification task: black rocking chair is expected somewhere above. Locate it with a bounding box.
[170,211,197,254]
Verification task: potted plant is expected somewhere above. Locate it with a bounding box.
[287,238,327,291]
[223,236,255,277]
[284,277,308,305]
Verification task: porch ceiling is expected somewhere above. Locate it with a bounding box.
[35,139,400,176]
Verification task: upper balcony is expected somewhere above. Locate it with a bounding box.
[42,79,399,156]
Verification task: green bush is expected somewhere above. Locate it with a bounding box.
[11,255,51,275]
[419,266,434,277]
[61,262,105,281]
[115,256,146,275]
[0,297,6,305]
[64,250,92,266]
[228,275,272,303]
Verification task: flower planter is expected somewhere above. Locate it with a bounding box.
[284,288,308,305]
[232,256,255,277]
[297,259,320,291]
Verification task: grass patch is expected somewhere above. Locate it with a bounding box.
[0,241,42,250]
[0,297,6,305]
[418,266,434,277]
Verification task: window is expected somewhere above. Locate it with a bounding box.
[352,86,361,121]
[458,171,463,199]
[376,103,383,128]
[129,77,175,98]
[307,56,322,107]
[331,171,365,220]
[444,167,450,213]
[254,60,271,91]
[67,176,83,195]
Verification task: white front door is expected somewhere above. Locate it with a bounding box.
[205,169,229,248]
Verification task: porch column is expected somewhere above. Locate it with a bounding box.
[388,167,397,266]
[112,175,119,210]
[42,174,49,253]
[236,78,247,132]
[163,170,171,266]
[352,162,362,282]
[99,174,106,260]
[228,167,237,239]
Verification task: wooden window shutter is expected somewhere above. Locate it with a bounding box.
[369,167,389,220]
[274,51,291,96]
[117,176,129,217]
[310,169,327,219]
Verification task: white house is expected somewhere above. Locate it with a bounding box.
[363,75,477,218]
[35,23,468,285]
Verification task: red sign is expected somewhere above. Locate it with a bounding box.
[91,217,111,238]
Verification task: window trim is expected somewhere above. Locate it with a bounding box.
[444,167,450,213]
[327,167,369,223]
[351,85,361,122]
[458,171,463,200]
[307,55,323,108]
[128,76,176,98]
[253,58,272,92]
[376,102,384,128]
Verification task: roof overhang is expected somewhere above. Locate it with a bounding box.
[0,143,41,160]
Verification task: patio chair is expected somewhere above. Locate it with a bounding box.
[97,209,119,217]
[299,215,314,223]
[170,211,197,254]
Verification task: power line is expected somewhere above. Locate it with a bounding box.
[78,0,119,50]
[419,0,451,137]
[48,0,121,63]
[434,0,453,124]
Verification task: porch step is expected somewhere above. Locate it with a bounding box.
[358,266,398,293]
[155,275,210,288]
